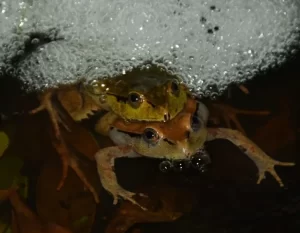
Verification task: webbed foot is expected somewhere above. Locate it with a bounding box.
[256,159,295,187]
[210,103,270,135]
[207,128,295,187]
[51,135,99,203]
[30,89,70,139]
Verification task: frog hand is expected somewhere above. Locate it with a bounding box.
[30,89,70,139]
[95,146,148,210]
[210,103,270,135]
[255,159,294,187]
[108,185,148,211]
[207,128,295,187]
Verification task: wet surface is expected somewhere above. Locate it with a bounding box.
[0,53,300,233]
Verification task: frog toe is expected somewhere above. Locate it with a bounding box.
[274,161,295,167]
[257,160,295,187]
[210,103,270,135]
[116,189,147,210]
[138,192,148,198]
[257,167,284,187]
[51,136,99,203]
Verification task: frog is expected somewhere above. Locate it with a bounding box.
[94,97,209,209]
[94,96,295,209]
[31,68,189,139]
[82,68,189,122]
[29,69,190,201]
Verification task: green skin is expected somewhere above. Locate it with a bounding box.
[82,69,189,122]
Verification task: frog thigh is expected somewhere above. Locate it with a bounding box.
[95,112,119,136]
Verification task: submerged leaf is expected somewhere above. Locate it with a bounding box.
[0,219,11,233]
[72,216,89,230]
[36,155,98,233]
[0,155,23,190]
[0,132,9,158]
[0,189,73,233]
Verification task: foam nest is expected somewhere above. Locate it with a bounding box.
[0,0,299,97]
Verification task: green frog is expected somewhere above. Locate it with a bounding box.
[29,69,190,202]
[82,68,189,122]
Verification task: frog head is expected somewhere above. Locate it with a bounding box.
[82,68,189,122]
[105,97,209,160]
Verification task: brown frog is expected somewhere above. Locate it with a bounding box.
[93,97,294,209]
[29,69,190,202]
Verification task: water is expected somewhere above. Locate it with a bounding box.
[0,54,300,233]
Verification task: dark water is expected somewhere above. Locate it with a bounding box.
[0,53,300,233]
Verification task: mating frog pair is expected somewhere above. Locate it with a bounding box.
[30,69,190,202]
[30,70,295,209]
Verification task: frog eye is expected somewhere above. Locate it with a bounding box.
[87,79,102,95]
[143,128,160,145]
[190,113,202,132]
[170,80,180,96]
[128,92,143,108]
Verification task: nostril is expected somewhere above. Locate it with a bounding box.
[164,113,170,121]
[186,131,190,138]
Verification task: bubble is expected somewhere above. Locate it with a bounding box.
[31,38,40,45]
[172,160,187,172]
[0,0,299,93]
[200,16,207,24]
[5,67,14,76]
[207,28,213,34]
[214,26,219,31]
[159,160,173,173]
[198,165,208,173]
[190,149,211,171]
[210,93,218,100]
[16,50,24,56]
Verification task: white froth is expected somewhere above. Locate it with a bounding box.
[0,0,299,96]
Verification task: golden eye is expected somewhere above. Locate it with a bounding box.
[170,80,180,96]
[128,92,143,108]
[143,128,160,145]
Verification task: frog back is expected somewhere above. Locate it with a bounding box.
[83,69,189,122]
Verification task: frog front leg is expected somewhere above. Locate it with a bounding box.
[94,146,147,210]
[207,128,295,186]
